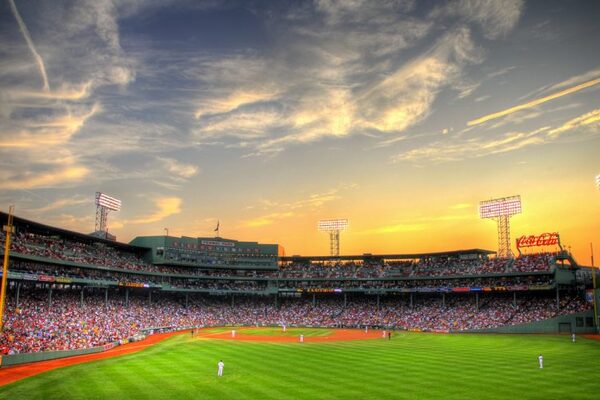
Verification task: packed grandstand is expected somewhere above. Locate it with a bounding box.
[0,212,594,356]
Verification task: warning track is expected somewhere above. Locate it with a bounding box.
[0,331,184,386]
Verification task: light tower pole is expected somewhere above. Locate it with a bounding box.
[479,195,522,258]
[318,219,348,257]
[0,206,15,333]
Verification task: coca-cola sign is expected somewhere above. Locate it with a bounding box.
[516,232,560,249]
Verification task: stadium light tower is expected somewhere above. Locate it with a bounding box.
[95,192,121,238]
[479,195,522,259]
[318,219,348,257]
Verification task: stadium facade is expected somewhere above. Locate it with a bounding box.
[130,235,280,269]
[0,211,598,365]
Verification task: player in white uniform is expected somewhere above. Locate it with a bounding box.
[538,354,543,369]
[299,334,304,343]
[572,333,576,343]
[218,360,224,377]
[232,329,236,338]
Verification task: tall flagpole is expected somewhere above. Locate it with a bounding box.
[0,206,15,333]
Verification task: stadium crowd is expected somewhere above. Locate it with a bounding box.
[10,258,555,293]
[278,275,554,290]
[0,289,590,355]
[280,255,552,279]
[2,230,557,285]
[3,230,277,279]
[0,226,583,358]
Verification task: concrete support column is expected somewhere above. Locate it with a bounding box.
[48,287,52,307]
[476,292,479,311]
[343,293,347,308]
[125,288,129,307]
[513,291,516,308]
[105,288,108,307]
[556,286,560,310]
[376,294,380,311]
[231,294,235,307]
[185,293,189,308]
[80,288,84,306]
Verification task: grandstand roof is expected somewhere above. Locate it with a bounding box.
[0,211,150,252]
[280,249,495,262]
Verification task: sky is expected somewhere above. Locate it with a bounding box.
[0,0,599,264]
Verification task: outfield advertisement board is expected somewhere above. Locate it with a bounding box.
[289,285,555,295]
[586,289,594,303]
[118,282,150,288]
[303,288,343,293]
[516,232,561,255]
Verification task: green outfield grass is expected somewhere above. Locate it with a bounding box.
[200,327,333,337]
[1,331,600,400]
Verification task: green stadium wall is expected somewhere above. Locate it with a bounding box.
[458,311,596,334]
[0,343,117,368]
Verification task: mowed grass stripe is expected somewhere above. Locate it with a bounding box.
[1,332,600,399]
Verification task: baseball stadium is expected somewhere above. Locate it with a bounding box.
[2,0,600,398]
[0,207,599,400]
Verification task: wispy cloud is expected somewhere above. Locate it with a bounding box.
[242,184,358,228]
[544,68,600,94]
[242,212,295,228]
[11,82,93,101]
[0,103,100,148]
[8,0,50,91]
[0,0,140,194]
[393,126,548,163]
[547,108,600,137]
[193,26,482,155]
[28,197,89,213]
[190,0,524,155]
[468,77,600,126]
[359,27,480,133]
[195,89,279,119]
[431,0,524,39]
[127,197,182,224]
[158,157,200,179]
[450,203,472,210]
[394,108,600,163]
[487,66,516,79]
[0,165,89,190]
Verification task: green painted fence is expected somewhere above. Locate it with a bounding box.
[0,342,117,368]
[458,311,596,334]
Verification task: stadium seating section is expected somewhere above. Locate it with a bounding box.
[0,226,591,355]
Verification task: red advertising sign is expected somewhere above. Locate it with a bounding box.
[39,275,55,282]
[516,232,560,249]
